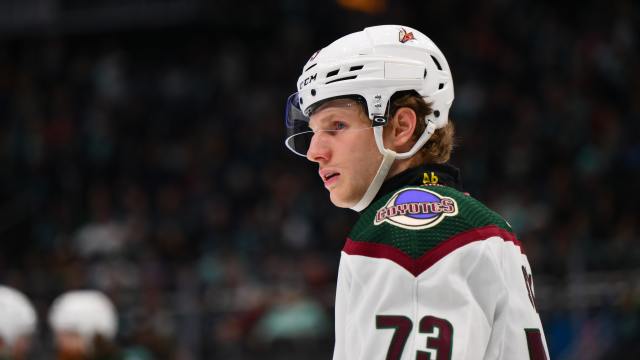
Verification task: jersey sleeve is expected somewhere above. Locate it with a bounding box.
[480,239,549,360]
[470,236,550,360]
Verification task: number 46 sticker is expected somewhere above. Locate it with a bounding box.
[376,315,547,360]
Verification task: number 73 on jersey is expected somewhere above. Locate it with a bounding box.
[376,315,547,360]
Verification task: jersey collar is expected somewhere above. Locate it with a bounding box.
[370,163,463,209]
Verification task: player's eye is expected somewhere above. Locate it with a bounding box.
[333,121,347,131]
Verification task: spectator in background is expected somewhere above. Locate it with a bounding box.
[0,285,38,360]
[48,290,120,360]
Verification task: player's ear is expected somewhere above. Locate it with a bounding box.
[388,107,417,150]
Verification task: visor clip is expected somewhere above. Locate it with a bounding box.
[373,116,387,126]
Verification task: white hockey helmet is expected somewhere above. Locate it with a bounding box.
[0,285,37,348]
[48,290,118,344]
[285,25,454,211]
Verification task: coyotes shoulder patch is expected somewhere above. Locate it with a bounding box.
[374,187,458,230]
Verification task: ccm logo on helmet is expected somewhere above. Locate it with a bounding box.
[299,73,317,90]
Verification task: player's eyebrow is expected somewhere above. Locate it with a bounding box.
[309,112,339,132]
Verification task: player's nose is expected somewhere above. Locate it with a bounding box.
[306,132,330,163]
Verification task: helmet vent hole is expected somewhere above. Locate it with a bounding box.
[325,75,357,84]
[430,55,442,71]
[327,69,339,77]
[423,69,427,79]
[305,63,317,72]
[349,65,364,71]
[438,83,444,90]
[434,110,440,117]
[311,89,317,96]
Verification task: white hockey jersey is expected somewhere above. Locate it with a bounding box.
[332,165,549,360]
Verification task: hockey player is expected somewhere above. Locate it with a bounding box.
[284,25,549,359]
[48,290,120,360]
[0,285,38,360]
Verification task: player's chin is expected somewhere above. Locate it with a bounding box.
[329,188,358,209]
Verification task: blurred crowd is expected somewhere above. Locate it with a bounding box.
[0,0,638,359]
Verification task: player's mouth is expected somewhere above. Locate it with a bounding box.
[320,169,341,189]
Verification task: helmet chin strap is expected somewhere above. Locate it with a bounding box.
[349,119,436,212]
[349,146,396,212]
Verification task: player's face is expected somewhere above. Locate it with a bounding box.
[0,336,33,360]
[307,99,382,208]
[54,331,87,359]
[11,336,33,360]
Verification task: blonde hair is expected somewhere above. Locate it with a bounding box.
[389,91,455,164]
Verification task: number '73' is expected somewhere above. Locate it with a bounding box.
[376,315,546,360]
